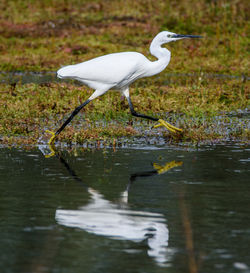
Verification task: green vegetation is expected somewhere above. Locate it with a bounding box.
[0,76,249,145]
[0,0,249,73]
[0,0,249,145]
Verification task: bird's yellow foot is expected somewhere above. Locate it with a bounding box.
[45,144,56,158]
[153,119,183,133]
[45,130,57,145]
[153,160,183,174]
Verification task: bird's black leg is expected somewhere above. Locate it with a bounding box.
[126,96,158,121]
[46,99,91,144]
[55,99,91,136]
[125,95,183,133]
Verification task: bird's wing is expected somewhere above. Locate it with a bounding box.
[58,52,149,89]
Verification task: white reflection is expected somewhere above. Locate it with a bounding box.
[56,187,170,266]
[53,157,182,267]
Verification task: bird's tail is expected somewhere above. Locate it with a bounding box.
[57,65,76,79]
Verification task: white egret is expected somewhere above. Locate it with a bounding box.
[46,31,202,144]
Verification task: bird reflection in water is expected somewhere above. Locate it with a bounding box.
[54,151,182,267]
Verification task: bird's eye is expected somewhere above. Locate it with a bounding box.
[167,34,171,38]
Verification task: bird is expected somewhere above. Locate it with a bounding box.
[46,30,202,144]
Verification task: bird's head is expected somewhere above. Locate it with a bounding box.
[154,31,202,44]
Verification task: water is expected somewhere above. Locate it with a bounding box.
[0,144,249,273]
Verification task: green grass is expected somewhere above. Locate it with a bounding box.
[0,76,249,145]
[0,0,249,74]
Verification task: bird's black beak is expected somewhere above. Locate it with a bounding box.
[172,34,203,38]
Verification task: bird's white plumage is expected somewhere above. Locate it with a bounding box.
[58,52,158,91]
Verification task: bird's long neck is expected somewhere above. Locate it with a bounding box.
[145,39,171,77]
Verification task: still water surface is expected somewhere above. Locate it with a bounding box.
[0,144,249,273]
